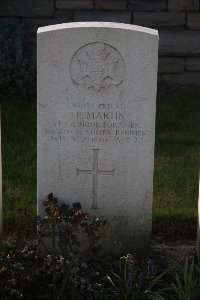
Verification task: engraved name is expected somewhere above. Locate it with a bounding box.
[71,112,124,120]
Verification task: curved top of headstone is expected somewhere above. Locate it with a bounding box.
[37,22,158,36]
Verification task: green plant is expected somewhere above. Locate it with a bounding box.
[106,254,172,300]
[154,90,200,220]
[37,193,107,300]
[0,25,36,102]
[170,257,200,300]
[0,193,109,299]
[2,100,36,225]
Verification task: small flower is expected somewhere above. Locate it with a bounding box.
[52,205,60,217]
[13,262,24,271]
[0,266,8,273]
[137,271,145,286]
[81,262,88,269]
[21,245,29,253]
[7,250,15,259]
[82,211,89,219]
[9,289,23,299]
[127,254,134,264]
[94,217,101,225]
[57,254,64,266]
[147,258,154,275]
[126,272,132,289]
[8,279,17,286]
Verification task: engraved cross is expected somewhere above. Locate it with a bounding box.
[77,149,115,209]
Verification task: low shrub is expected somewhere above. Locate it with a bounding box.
[0,194,199,299]
[170,258,200,300]
[0,25,36,103]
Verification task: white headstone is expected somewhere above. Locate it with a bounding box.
[37,22,159,256]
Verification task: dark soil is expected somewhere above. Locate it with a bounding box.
[152,219,197,242]
[151,219,197,265]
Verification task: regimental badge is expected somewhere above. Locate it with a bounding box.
[70,42,125,93]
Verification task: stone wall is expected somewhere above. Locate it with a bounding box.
[0,0,200,86]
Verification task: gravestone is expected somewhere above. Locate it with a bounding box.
[37,22,159,256]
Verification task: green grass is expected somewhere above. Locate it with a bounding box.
[153,90,200,220]
[1,90,200,224]
[2,100,36,223]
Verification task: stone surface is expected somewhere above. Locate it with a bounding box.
[37,22,159,256]
[74,11,131,23]
[128,0,167,11]
[158,57,184,73]
[95,0,127,11]
[185,57,200,71]
[187,13,200,29]
[56,0,93,10]
[134,12,185,27]
[168,0,199,11]
[159,72,200,86]
[0,0,54,17]
[159,30,200,56]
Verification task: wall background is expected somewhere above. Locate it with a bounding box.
[0,0,200,87]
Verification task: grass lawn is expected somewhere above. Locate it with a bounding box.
[154,90,200,220]
[2,101,36,223]
[1,90,200,224]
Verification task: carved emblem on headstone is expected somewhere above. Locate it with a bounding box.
[70,42,125,93]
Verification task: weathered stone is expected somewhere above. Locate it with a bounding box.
[159,30,200,56]
[95,0,127,11]
[134,12,185,27]
[158,57,184,73]
[74,11,131,23]
[56,0,93,10]
[128,0,167,11]
[0,0,54,17]
[185,57,200,71]
[159,72,200,86]
[187,13,200,29]
[168,0,199,11]
[37,22,159,256]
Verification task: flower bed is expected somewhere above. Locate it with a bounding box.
[0,194,199,299]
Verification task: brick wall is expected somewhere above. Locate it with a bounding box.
[0,0,200,86]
